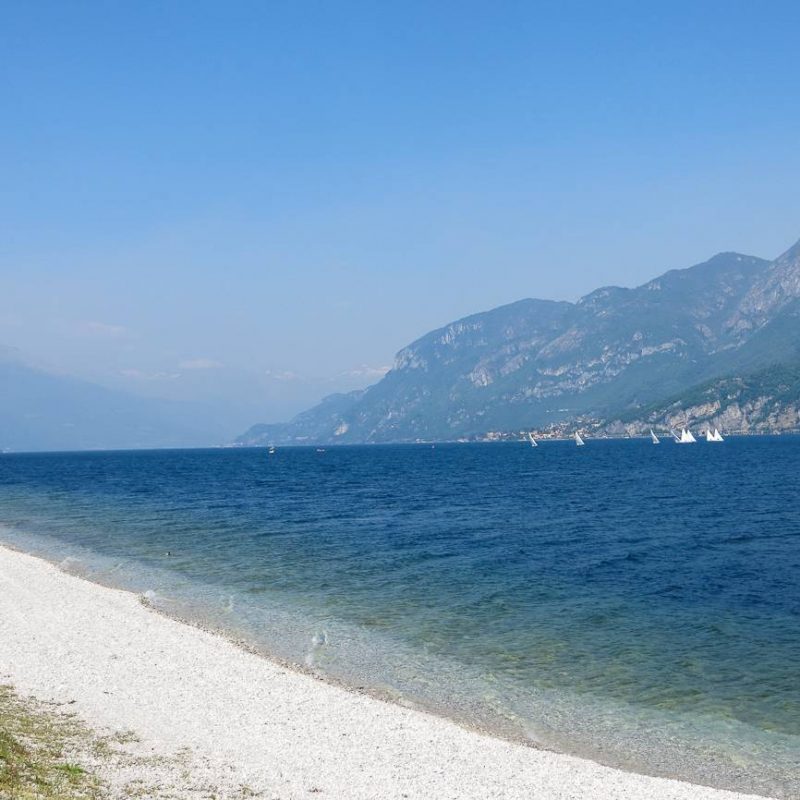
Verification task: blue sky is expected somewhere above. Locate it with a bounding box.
[2,1,800,426]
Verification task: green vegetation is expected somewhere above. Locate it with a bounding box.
[0,685,265,799]
[615,360,800,426]
[0,685,104,799]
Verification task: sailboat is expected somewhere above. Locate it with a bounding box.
[676,428,696,444]
[650,429,660,444]
[527,432,538,447]
[574,431,585,446]
[268,445,276,454]
[706,428,724,442]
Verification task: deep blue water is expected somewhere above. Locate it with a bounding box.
[0,439,798,797]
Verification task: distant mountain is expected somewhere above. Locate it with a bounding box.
[238,237,800,445]
[0,350,227,451]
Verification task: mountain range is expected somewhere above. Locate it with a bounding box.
[239,236,800,445]
[0,347,228,451]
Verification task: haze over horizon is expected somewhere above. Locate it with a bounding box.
[3,2,800,429]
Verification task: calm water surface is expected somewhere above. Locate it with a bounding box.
[0,439,798,797]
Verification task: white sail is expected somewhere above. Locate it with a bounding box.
[527,432,538,447]
[678,428,696,444]
[706,429,715,442]
[711,428,724,442]
[650,429,660,444]
[575,432,585,446]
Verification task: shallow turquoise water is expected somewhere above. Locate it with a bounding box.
[0,440,798,797]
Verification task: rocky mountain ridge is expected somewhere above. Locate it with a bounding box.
[239,236,800,445]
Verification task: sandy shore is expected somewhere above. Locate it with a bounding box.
[0,545,770,800]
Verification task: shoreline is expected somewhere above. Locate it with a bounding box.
[1,430,797,456]
[0,543,773,800]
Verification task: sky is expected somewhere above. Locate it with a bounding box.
[2,1,800,428]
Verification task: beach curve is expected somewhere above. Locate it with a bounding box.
[0,544,773,800]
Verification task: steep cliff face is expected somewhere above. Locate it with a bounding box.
[603,362,800,436]
[238,239,800,445]
[728,240,800,338]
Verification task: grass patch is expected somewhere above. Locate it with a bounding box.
[0,684,104,799]
[0,684,263,798]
